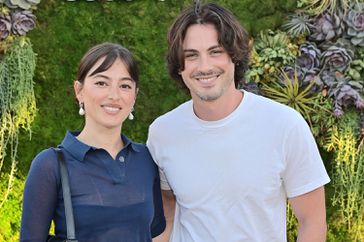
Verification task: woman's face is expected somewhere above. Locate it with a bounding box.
[74,57,138,131]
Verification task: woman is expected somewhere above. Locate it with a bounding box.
[20,43,166,242]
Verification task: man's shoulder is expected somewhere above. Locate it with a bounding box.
[245,91,306,126]
[150,100,192,127]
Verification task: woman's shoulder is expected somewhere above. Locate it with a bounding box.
[29,148,59,175]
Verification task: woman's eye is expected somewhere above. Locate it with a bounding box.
[95,81,107,86]
[121,84,132,89]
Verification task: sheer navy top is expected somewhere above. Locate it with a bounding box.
[21,131,166,242]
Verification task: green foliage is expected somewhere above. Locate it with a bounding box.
[247,30,298,83]
[297,0,361,15]
[0,37,36,207]
[324,111,364,241]
[286,203,298,242]
[0,174,23,242]
[17,0,297,171]
[261,69,323,126]
[282,13,312,37]
[348,48,364,80]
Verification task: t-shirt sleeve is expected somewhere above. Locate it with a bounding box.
[150,165,166,237]
[147,123,172,191]
[20,148,59,242]
[282,114,330,198]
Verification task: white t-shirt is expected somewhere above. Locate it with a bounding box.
[147,91,330,242]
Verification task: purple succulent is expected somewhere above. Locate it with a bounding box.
[321,39,354,72]
[328,75,364,117]
[241,82,260,95]
[309,12,345,42]
[321,70,337,87]
[0,13,11,41]
[278,66,305,86]
[11,10,36,36]
[296,42,321,71]
[278,66,323,94]
[345,3,364,46]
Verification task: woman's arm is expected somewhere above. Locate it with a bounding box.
[20,149,59,242]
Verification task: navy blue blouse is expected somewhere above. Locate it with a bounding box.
[21,131,165,242]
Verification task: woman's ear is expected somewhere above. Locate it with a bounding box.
[74,80,83,102]
[135,88,139,99]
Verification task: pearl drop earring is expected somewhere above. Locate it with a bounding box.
[79,103,85,116]
[128,108,134,120]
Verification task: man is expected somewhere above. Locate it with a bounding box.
[147,2,330,242]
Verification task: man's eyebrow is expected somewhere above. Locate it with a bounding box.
[183,49,198,53]
[183,45,222,53]
[207,45,222,51]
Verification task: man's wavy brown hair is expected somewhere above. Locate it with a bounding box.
[167,3,250,91]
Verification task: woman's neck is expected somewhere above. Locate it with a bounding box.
[76,124,124,159]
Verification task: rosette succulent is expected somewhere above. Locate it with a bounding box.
[0,0,41,10]
[328,75,364,117]
[0,13,11,40]
[296,42,321,71]
[321,39,354,72]
[279,65,323,93]
[345,3,364,46]
[11,10,36,36]
[309,11,345,42]
[282,13,313,37]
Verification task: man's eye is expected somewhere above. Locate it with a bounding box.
[211,50,223,55]
[185,53,198,60]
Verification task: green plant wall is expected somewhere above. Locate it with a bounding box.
[18,0,296,172]
[1,0,297,240]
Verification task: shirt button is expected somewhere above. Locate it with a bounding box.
[119,156,125,162]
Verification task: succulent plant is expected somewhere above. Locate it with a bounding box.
[328,74,364,117]
[0,13,11,41]
[282,13,313,37]
[255,30,297,66]
[321,39,354,72]
[345,3,364,46]
[241,82,261,95]
[347,48,364,80]
[309,11,345,42]
[359,111,364,138]
[279,65,323,94]
[296,42,321,71]
[298,0,351,15]
[11,10,36,36]
[321,70,337,87]
[0,0,41,10]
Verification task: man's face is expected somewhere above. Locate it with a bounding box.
[180,23,235,102]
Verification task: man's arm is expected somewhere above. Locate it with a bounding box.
[289,186,327,242]
[153,190,176,242]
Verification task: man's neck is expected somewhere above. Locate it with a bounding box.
[192,89,243,121]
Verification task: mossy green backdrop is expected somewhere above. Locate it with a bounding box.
[2,0,297,240]
[20,0,296,168]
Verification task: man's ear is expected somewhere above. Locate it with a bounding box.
[74,80,83,102]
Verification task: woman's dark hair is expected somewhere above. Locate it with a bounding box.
[77,43,139,88]
[167,3,250,91]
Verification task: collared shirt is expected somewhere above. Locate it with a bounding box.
[21,131,166,242]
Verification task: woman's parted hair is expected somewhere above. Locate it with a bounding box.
[77,42,139,88]
[167,3,250,91]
